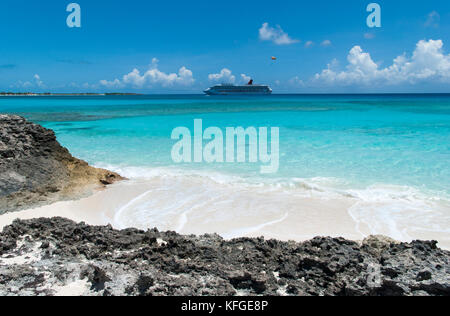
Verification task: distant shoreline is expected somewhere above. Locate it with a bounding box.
[1,92,449,97]
[0,92,143,96]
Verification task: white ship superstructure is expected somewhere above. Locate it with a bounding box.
[204,80,272,95]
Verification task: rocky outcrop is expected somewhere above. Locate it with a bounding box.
[0,115,124,213]
[0,217,448,296]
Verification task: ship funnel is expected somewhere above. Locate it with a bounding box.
[247,79,253,85]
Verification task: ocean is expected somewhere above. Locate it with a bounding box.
[1,94,449,244]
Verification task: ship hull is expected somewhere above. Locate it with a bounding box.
[204,84,272,96]
[204,90,272,96]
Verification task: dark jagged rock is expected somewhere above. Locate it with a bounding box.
[0,115,124,213]
[0,217,448,296]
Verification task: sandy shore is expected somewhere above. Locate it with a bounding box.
[0,180,359,240]
[1,178,448,250]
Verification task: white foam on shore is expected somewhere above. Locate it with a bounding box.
[1,166,449,249]
[347,184,450,239]
[221,213,290,239]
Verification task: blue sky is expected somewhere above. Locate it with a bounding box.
[0,0,449,93]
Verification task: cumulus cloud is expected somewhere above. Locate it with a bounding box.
[208,70,253,84]
[304,41,314,48]
[99,79,123,89]
[208,68,236,83]
[240,74,252,83]
[313,39,450,86]
[259,23,299,45]
[33,74,44,87]
[100,59,195,89]
[12,74,45,89]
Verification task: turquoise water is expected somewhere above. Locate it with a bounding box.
[1,94,449,194]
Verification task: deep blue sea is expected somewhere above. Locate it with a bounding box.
[1,94,449,243]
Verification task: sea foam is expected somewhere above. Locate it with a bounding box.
[94,164,450,246]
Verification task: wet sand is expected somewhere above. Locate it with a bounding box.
[1,178,448,250]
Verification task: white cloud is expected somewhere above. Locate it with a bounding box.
[12,74,45,89]
[208,68,236,83]
[314,39,450,86]
[208,70,253,84]
[100,59,195,89]
[425,11,440,28]
[240,74,251,83]
[259,23,299,45]
[32,74,45,88]
[305,41,314,48]
[364,33,375,40]
[99,78,123,88]
[321,40,332,47]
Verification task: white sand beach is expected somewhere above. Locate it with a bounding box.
[1,173,449,250]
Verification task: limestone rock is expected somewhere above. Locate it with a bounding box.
[0,115,124,213]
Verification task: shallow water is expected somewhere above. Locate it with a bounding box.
[1,94,449,243]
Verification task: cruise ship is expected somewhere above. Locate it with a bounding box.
[204,80,272,95]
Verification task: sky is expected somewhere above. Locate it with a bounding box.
[0,0,449,93]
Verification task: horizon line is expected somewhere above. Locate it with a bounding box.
[1,92,450,96]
